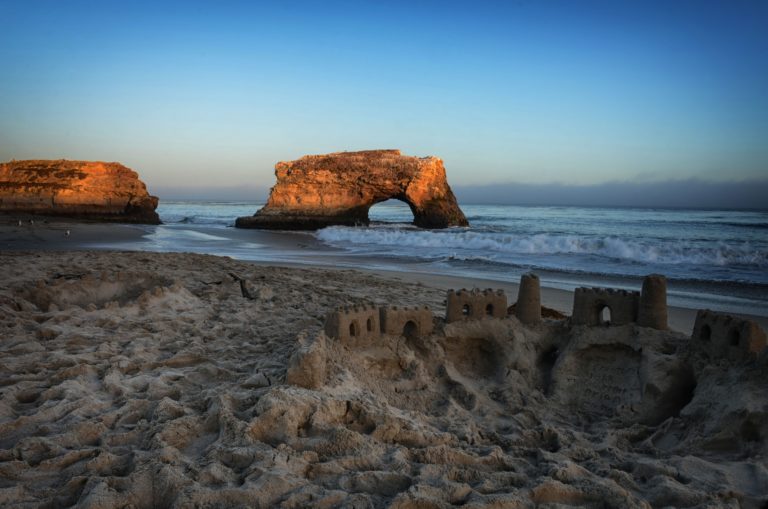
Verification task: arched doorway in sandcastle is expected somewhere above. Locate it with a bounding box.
[599,305,612,325]
[402,320,419,340]
[728,328,741,347]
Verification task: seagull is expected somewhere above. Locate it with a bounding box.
[17,220,22,227]
[29,219,34,225]
[65,229,70,237]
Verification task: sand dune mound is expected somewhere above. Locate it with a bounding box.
[22,271,176,311]
[0,251,765,508]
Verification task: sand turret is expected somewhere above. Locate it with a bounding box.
[638,274,668,330]
[515,273,541,325]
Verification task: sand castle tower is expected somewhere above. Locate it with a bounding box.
[637,274,668,330]
[515,273,541,324]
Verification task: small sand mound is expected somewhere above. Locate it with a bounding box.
[22,271,174,311]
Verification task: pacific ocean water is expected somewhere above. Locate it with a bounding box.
[107,200,768,316]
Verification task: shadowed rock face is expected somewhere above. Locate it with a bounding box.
[236,150,469,230]
[0,160,160,224]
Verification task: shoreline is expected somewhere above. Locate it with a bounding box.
[1,216,766,334]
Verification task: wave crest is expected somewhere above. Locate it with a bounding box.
[315,226,767,267]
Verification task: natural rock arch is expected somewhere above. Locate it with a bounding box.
[236,150,469,230]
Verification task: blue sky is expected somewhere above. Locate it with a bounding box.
[1,1,767,202]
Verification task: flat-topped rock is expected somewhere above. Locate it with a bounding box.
[0,159,160,223]
[236,150,468,229]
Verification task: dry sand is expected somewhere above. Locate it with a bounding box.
[0,249,766,508]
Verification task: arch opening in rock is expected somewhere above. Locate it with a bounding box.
[486,303,494,316]
[368,198,416,224]
[235,150,469,230]
[349,321,360,338]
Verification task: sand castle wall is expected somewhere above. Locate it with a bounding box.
[691,309,767,361]
[380,305,434,338]
[324,304,433,341]
[445,289,507,323]
[571,275,668,330]
[572,288,640,326]
[324,305,381,344]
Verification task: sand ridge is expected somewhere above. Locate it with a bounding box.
[0,251,766,508]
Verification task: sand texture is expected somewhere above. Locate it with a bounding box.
[0,251,766,508]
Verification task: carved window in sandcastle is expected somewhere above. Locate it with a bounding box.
[403,320,418,340]
[599,305,612,325]
[700,324,711,342]
[486,303,494,316]
[349,321,360,337]
[366,317,374,332]
[462,304,471,316]
[728,328,740,347]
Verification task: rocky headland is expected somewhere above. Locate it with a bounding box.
[236,150,469,230]
[0,160,160,224]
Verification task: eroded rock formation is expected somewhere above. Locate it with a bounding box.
[0,159,160,223]
[236,150,468,229]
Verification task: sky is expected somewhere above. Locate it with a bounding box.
[1,0,767,206]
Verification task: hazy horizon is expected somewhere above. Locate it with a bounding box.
[152,176,768,211]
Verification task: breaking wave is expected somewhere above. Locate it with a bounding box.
[316,226,767,268]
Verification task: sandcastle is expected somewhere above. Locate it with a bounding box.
[323,273,767,364]
[324,304,433,343]
[691,309,767,361]
[571,274,668,330]
[445,288,507,322]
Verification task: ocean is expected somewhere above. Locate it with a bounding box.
[98,200,768,316]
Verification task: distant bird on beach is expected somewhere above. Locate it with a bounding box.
[29,219,34,225]
[65,229,70,237]
[17,220,22,227]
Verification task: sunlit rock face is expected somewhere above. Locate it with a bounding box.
[0,159,160,223]
[236,150,469,230]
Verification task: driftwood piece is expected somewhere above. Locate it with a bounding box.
[228,272,254,300]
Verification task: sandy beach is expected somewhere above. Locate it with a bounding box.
[1,218,767,507]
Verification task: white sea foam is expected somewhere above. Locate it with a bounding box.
[316,226,767,267]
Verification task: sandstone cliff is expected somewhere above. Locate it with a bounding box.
[0,160,160,224]
[236,150,468,230]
